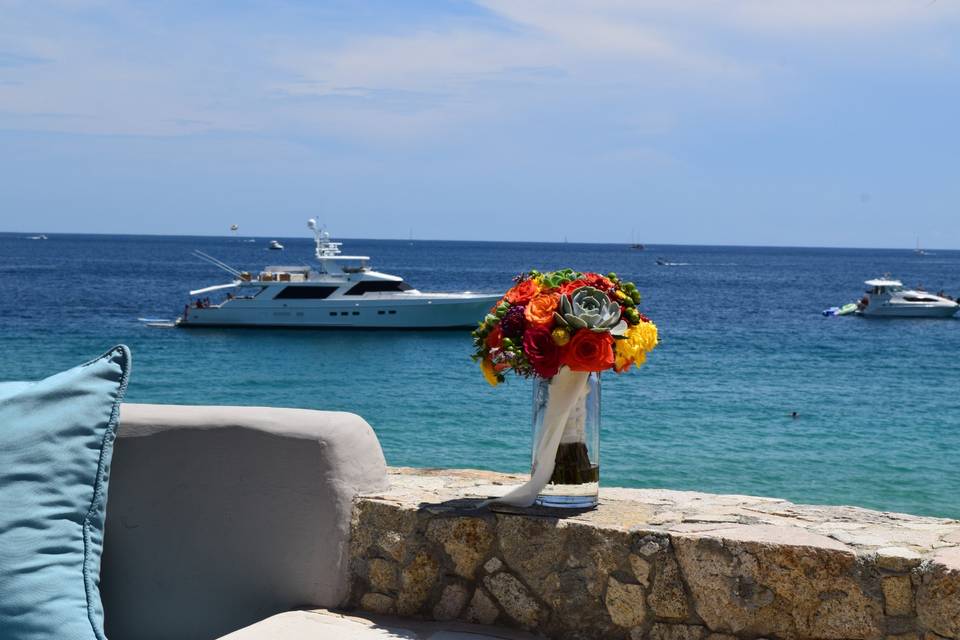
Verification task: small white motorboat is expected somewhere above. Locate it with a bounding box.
[858,278,959,318]
[268,240,284,250]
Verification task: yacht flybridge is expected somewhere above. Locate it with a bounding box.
[858,278,959,318]
[177,220,499,328]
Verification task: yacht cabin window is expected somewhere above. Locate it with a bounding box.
[344,281,413,295]
[274,285,339,299]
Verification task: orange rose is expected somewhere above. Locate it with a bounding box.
[561,330,615,372]
[524,293,560,326]
[504,279,540,304]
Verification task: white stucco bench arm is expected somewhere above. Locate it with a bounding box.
[100,403,388,640]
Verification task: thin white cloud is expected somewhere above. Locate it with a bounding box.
[0,0,957,139]
[484,0,958,33]
[724,0,957,31]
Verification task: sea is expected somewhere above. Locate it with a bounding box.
[3,232,959,518]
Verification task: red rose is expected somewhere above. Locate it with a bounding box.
[562,330,615,372]
[486,325,503,349]
[581,272,614,291]
[559,279,589,296]
[523,324,562,378]
[505,279,541,304]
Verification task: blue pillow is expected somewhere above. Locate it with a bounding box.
[0,346,131,640]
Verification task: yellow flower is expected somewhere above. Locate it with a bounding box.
[632,321,658,353]
[480,358,499,387]
[614,321,658,371]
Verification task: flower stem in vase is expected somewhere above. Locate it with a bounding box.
[550,441,599,485]
[548,373,599,486]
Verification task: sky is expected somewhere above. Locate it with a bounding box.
[0,0,958,247]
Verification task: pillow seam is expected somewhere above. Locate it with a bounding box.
[82,345,131,640]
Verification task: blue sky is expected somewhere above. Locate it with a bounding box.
[1,0,958,247]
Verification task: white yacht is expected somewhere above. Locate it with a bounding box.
[268,240,284,250]
[858,278,959,318]
[177,220,499,329]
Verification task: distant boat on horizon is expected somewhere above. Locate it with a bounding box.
[26,234,48,240]
[656,257,690,266]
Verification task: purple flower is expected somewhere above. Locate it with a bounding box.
[500,305,526,338]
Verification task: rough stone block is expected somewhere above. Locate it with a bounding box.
[433,583,469,620]
[885,633,919,640]
[882,575,914,616]
[425,516,494,578]
[916,547,960,639]
[352,500,417,562]
[705,634,738,640]
[630,553,651,587]
[647,623,709,640]
[484,556,503,573]
[367,557,398,593]
[649,551,689,620]
[396,550,439,616]
[876,547,923,573]
[605,576,647,628]
[674,533,883,639]
[464,587,501,625]
[360,592,395,615]
[483,572,542,630]
[497,515,567,595]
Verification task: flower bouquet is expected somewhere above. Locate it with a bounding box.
[472,269,657,508]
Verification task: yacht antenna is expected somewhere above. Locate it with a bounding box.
[306,218,368,274]
[308,217,344,263]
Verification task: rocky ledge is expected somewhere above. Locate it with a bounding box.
[348,468,960,640]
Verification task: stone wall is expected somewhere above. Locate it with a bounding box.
[347,468,960,640]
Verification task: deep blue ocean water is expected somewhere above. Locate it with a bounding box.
[3,232,959,518]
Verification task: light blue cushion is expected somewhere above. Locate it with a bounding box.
[0,346,131,640]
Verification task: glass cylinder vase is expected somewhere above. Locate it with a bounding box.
[531,371,600,508]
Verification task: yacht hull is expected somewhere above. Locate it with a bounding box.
[860,304,959,318]
[179,295,498,329]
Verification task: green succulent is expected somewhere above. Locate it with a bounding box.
[554,286,627,335]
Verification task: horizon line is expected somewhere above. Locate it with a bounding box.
[0,230,956,253]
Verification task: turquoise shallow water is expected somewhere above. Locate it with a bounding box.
[3,233,959,517]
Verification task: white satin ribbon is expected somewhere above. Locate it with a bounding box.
[486,367,590,508]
